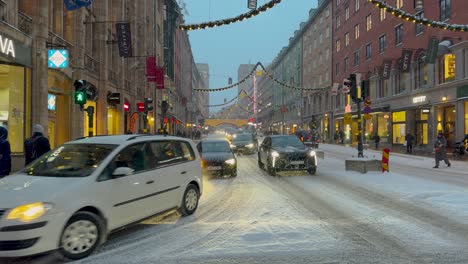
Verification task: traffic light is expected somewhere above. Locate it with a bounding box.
[144,97,154,113]
[348,74,357,102]
[161,100,169,114]
[74,79,88,92]
[74,91,86,105]
[361,80,370,99]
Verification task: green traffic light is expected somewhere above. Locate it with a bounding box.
[74,91,86,105]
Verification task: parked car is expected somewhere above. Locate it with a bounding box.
[197,140,237,177]
[230,133,258,154]
[258,135,318,176]
[0,135,202,260]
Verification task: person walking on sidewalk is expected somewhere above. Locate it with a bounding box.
[24,124,51,166]
[405,132,415,154]
[433,132,451,168]
[0,126,11,177]
[373,133,380,149]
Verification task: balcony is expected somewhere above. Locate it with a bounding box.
[18,12,32,35]
[84,54,100,78]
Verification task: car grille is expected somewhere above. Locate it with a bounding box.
[283,153,307,161]
[204,160,224,166]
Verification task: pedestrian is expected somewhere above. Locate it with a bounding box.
[433,132,451,168]
[405,132,415,154]
[334,131,340,144]
[24,124,51,166]
[339,130,345,144]
[373,133,380,149]
[0,126,11,177]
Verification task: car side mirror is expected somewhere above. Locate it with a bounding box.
[112,167,134,177]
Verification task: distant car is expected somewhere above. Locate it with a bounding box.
[258,135,318,176]
[0,135,202,260]
[295,130,319,148]
[197,140,237,177]
[230,133,258,154]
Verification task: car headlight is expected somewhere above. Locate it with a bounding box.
[309,150,316,157]
[271,151,280,158]
[246,143,254,148]
[230,144,236,148]
[225,158,236,165]
[7,202,53,222]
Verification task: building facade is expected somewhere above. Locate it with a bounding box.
[332,0,468,150]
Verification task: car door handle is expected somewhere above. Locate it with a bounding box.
[146,180,154,184]
[180,171,187,175]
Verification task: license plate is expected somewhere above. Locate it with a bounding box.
[290,161,304,165]
[207,166,222,171]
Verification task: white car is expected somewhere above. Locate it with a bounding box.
[0,135,203,260]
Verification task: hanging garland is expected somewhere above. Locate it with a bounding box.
[180,0,282,31]
[258,63,328,91]
[368,0,468,32]
[203,90,247,107]
[194,63,260,92]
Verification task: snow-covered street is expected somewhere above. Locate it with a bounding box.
[6,144,468,264]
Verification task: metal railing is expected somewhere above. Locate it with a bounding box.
[18,12,32,35]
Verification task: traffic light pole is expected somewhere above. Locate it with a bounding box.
[356,100,364,158]
[79,105,95,137]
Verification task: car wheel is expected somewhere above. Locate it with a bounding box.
[231,168,237,177]
[57,211,104,260]
[258,154,264,169]
[267,158,277,176]
[308,167,317,175]
[179,184,200,216]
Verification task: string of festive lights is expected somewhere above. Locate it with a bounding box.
[194,63,260,92]
[258,63,328,91]
[368,0,468,32]
[203,90,247,107]
[179,0,282,31]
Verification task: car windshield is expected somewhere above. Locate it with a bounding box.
[201,142,231,153]
[271,136,305,148]
[23,144,117,177]
[234,134,252,141]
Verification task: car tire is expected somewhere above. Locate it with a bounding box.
[258,154,264,169]
[308,167,317,175]
[267,158,277,176]
[179,184,200,216]
[231,169,237,177]
[56,211,104,261]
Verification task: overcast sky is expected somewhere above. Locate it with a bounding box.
[184,0,318,113]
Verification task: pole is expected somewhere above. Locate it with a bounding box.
[86,106,95,137]
[357,100,364,157]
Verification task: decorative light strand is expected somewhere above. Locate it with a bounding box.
[194,63,260,92]
[368,0,468,32]
[180,0,282,31]
[203,90,247,107]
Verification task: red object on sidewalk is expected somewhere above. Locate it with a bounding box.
[382,148,390,172]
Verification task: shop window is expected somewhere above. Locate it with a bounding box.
[0,64,28,153]
[392,111,406,144]
[377,114,390,138]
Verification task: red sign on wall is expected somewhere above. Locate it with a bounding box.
[146,56,157,82]
[155,67,165,90]
[137,102,145,112]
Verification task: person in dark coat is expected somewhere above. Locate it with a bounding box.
[433,133,451,168]
[405,132,415,154]
[0,126,11,177]
[24,124,51,166]
[373,133,381,149]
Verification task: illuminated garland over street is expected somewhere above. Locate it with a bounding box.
[368,0,468,32]
[203,90,247,107]
[194,63,260,92]
[180,0,282,31]
[258,63,328,91]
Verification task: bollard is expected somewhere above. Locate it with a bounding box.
[382,148,390,172]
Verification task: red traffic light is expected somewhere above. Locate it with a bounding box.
[248,118,255,123]
[163,117,169,123]
[137,102,145,112]
[124,102,130,112]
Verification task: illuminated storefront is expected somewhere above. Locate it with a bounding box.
[392,111,406,145]
[48,70,72,148]
[0,32,32,153]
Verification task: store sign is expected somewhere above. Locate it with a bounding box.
[116,22,132,58]
[47,94,56,111]
[381,60,392,80]
[0,34,15,58]
[400,49,413,73]
[412,95,426,104]
[48,50,69,68]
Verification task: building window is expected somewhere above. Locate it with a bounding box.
[366,14,372,31]
[396,0,403,9]
[319,33,323,44]
[440,53,456,83]
[325,26,330,38]
[378,78,389,98]
[415,12,424,35]
[355,24,360,39]
[336,15,341,29]
[354,50,360,66]
[395,24,403,45]
[345,7,350,21]
[380,7,386,21]
[326,48,330,61]
[355,0,360,12]
[379,34,386,53]
[440,0,451,21]
[392,111,406,144]
[336,62,340,75]
[416,53,428,88]
[326,8,330,17]
[366,43,372,59]
[336,39,341,52]
[345,32,350,46]
[344,57,349,72]
[337,0,341,6]
[395,67,408,94]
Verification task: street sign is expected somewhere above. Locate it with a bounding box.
[48,49,69,68]
[363,106,371,114]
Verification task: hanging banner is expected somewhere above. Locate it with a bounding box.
[399,49,413,73]
[155,67,165,89]
[146,56,157,82]
[425,37,439,64]
[116,22,133,58]
[381,59,392,80]
[64,0,93,10]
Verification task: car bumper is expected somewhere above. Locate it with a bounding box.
[273,157,317,171]
[202,165,236,177]
[0,212,67,257]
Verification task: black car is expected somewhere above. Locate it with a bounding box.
[258,135,317,176]
[197,140,237,177]
[230,133,258,154]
